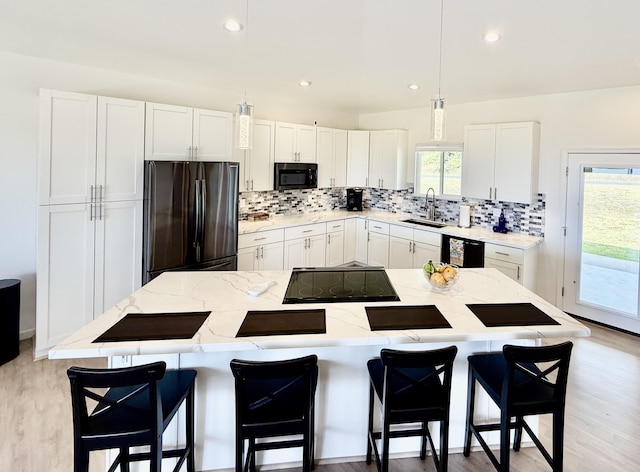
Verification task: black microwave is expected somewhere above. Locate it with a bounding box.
[274,162,318,190]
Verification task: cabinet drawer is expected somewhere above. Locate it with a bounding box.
[238,229,284,249]
[389,224,413,240]
[326,220,345,232]
[285,222,326,240]
[413,228,441,246]
[484,243,524,264]
[368,220,389,235]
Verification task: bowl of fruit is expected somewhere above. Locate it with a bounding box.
[423,261,460,291]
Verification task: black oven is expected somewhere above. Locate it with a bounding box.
[274,162,318,190]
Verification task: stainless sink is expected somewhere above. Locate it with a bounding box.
[401,218,447,228]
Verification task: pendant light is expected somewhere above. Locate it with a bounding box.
[235,0,253,150]
[431,0,445,141]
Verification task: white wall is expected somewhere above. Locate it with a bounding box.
[0,51,359,338]
[360,86,640,304]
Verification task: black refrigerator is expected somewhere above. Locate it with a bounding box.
[143,161,239,284]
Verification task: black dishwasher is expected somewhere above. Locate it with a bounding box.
[440,235,485,268]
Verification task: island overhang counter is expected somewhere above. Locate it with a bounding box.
[50,268,590,471]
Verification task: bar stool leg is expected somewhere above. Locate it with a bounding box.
[499,410,511,472]
[463,370,475,457]
[366,384,374,465]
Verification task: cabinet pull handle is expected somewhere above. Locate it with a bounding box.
[367,233,370,242]
[194,146,198,158]
[188,146,193,159]
[90,185,95,203]
[494,188,497,200]
[260,246,264,259]
[254,237,267,241]
[408,242,412,253]
[246,180,250,190]
[303,229,313,233]
[99,203,104,220]
[256,248,260,260]
[495,251,510,257]
[489,187,492,199]
[251,179,254,191]
[373,225,382,229]
[365,177,368,186]
[99,185,104,202]
[517,265,520,280]
[327,234,331,244]
[89,203,94,221]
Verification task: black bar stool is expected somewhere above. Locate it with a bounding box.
[463,341,573,471]
[230,354,318,472]
[366,346,458,472]
[67,361,197,472]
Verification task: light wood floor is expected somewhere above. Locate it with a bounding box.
[1,321,639,472]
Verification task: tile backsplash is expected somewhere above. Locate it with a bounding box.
[239,187,545,237]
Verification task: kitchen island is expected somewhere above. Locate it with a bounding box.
[50,268,589,470]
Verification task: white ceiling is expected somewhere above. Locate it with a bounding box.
[2,0,640,114]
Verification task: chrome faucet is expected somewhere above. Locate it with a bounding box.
[425,187,436,220]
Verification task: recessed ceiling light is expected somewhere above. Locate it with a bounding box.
[299,80,312,87]
[407,84,420,91]
[484,31,501,43]
[223,20,243,32]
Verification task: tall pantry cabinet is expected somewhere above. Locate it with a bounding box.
[36,90,144,357]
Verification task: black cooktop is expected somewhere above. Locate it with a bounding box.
[283,267,400,304]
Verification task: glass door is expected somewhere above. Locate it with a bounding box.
[563,153,640,332]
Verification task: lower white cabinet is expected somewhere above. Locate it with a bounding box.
[325,220,345,266]
[484,242,538,290]
[344,218,357,264]
[355,218,369,264]
[238,229,284,271]
[367,221,390,268]
[388,224,441,269]
[283,223,327,269]
[35,200,142,357]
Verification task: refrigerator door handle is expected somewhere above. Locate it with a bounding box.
[200,178,207,259]
[194,179,202,260]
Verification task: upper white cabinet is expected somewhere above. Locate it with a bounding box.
[145,102,233,161]
[462,122,540,204]
[234,119,276,192]
[316,127,348,188]
[38,91,145,205]
[275,121,317,162]
[368,129,408,190]
[347,130,370,187]
[36,90,144,357]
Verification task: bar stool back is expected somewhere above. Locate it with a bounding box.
[230,354,318,472]
[67,361,197,472]
[366,346,458,472]
[463,341,573,471]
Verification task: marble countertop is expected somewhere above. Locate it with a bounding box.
[239,210,543,250]
[49,268,589,359]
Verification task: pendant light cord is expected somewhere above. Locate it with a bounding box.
[244,0,249,103]
[437,0,444,98]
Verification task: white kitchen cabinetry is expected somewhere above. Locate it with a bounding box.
[355,218,369,264]
[367,221,390,268]
[388,224,441,269]
[36,90,144,357]
[238,229,284,271]
[462,122,540,204]
[145,102,233,161]
[274,121,317,162]
[234,119,275,192]
[325,220,345,266]
[368,129,408,190]
[347,130,370,187]
[283,223,327,269]
[344,218,357,264]
[484,242,538,290]
[316,127,348,188]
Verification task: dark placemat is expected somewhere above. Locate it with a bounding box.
[236,309,326,337]
[466,303,560,327]
[366,305,451,331]
[93,312,211,343]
